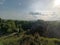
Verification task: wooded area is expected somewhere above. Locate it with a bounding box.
[0,18,60,45]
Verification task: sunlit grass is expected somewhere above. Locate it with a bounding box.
[0,32,60,45]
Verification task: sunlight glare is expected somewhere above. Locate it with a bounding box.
[54,0,60,7]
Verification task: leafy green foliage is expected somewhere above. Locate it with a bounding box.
[0,18,60,45]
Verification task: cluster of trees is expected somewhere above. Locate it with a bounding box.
[46,21,60,38]
[0,18,60,45]
[0,18,47,37]
[0,18,60,38]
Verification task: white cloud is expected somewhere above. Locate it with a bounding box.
[0,0,6,5]
[29,0,60,21]
[0,2,3,5]
[0,0,60,21]
[18,3,21,6]
[33,12,54,21]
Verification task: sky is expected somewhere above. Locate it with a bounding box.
[0,0,60,21]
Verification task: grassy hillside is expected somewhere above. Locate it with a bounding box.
[0,31,60,45]
[0,18,60,45]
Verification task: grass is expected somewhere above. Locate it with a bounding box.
[0,32,60,45]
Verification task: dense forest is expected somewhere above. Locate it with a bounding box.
[0,18,60,45]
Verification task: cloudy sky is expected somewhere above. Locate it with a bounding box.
[0,0,60,21]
